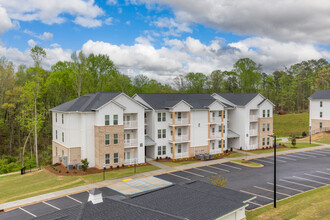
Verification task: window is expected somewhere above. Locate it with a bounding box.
[218,140,221,148]
[114,153,118,163]
[55,113,57,122]
[158,113,162,122]
[114,134,118,144]
[178,112,182,119]
[158,146,162,155]
[262,124,265,132]
[223,125,225,133]
[171,146,173,153]
[105,134,110,145]
[212,127,215,134]
[177,144,182,153]
[158,129,162,139]
[178,128,182,136]
[223,111,226,118]
[105,154,110,164]
[162,146,166,155]
[320,122,323,128]
[162,113,166,121]
[320,112,323,118]
[219,111,222,118]
[171,130,173,136]
[320,101,323,107]
[56,130,58,139]
[170,113,173,119]
[263,110,266,117]
[223,140,226,148]
[113,115,118,125]
[105,115,110,125]
[145,129,147,135]
[212,142,215,150]
[262,138,265,145]
[162,129,166,138]
[218,125,221,132]
[267,124,270,131]
[62,132,64,142]
[267,109,270,117]
[267,137,270,145]
[125,152,130,160]
[62,114,64,124]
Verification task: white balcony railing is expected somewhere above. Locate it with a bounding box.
[170,118,189,125]
[124,120,137,128]
[124,158,137,165]
[124,139,137,147]
[250,115,258,122]
[249,129,257,136]
[210,133,222,139]
[210,148,222,154]
[210,117,222,123]
[249,144,257,149]
[175,151,189,159]
[171,135,189,142]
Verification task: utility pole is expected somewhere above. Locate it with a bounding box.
[274,135,277,208]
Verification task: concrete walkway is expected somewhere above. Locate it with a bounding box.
[1,144,329,211]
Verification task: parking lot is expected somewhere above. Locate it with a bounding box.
[155,148,330,210]
[1,148,329,219]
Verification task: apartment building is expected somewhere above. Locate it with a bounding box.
[309,90,330,133]
[133,93,230,159]
[50,92,146,169]
[212,93,274,150]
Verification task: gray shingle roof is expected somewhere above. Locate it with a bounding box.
[216,93,259,106]
[135,93,221,110]
[50,92,121,112]
[309,90,330,99]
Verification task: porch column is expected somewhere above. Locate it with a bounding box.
[208,110,210,153]
[172,112,175,159]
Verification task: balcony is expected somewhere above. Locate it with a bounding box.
[169,135,190,143]
[124,139,137,147]
[209,116,222,124]
[249,144,257,149]
[250,115,258,122]
[175,151,189,159]
[124,120,137,129]
[169,118,189,126]
[209,132,222,139]
[210,148,222,154]
[124,158,137,165]
[249,129,258,136]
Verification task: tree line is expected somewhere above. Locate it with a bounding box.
[0,45,329,173]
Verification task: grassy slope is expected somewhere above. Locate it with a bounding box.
[0,165,159,204]
[247,185,330,220]
[249,142,321,154]
[232,160,261,167]
[274,112,309,137]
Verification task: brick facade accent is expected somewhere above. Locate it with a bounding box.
[94,125,124,169]
[311,119,330,133]
[190,145,209,156]
[52,141,81,165]
[258,117,273,149]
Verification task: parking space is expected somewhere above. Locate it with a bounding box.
[22,202,58,217]
[0,208,34,220]
[69,191,89,203]
[46,196,81,210]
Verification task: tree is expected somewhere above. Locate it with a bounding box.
[30,46,46,67]
[291,136,296,148]
[209,70,224,93]
[184,72,208,93]
[234,58,262,93]
[81,158,89,171]
[173,75,186,92]
[70,51,87,97]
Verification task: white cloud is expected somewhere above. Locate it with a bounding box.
[0,0,104,27]
[153,17,192,36]
[23,30,53,40]
[41,32,53,40]
[106,0,117,5]
[0,6,13,35]
[50,43,61,48]
[126,20,131,25]
[74,16,102,28]
[104,17,113,25]
[27,39,36,47]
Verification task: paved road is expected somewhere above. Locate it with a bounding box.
[1,148,329,219]
[155,148,330,210]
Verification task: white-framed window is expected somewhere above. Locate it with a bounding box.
[162,129,166,138]
[177,144,182,153]
[267,137,270,145]
[62,132,64,142]
[267,124,270,131]
[113,115,118,125]
[114,153,118,163]
[158,113,162,122]
[218,125,221,132]
[162,113,166,122]
[158,129,162,139]
[162,146,166,155]
[223,111,226,118]
[212,142,215,150]
[262,138,265,145]
[105,154,110,164]
[114,134,118,144]
[62,114,64,124]
[158,146,162,156]
[178,128,182,136]
[320,112,323,118]
[55,113,57,122]
[320,101,323,107]
[218,140,221,148]
[223,140,226,148]
[171,130,173,136]
[105,134,110,145]
[56,130,58,139]
[262,124,265,131]
[267,109,270,117]
[105,115,110,125]
[212,127,215,134]
[263,110,266,117]
[219,111,222,118]
[223,125,225,133]
[320,122,323,128]
[178,112,182,119]
[171,146,173,153]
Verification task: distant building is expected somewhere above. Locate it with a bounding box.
[309,90,330,134]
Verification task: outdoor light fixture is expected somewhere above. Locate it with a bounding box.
[268,134,276,208]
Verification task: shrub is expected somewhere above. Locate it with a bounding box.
[225,149,229,153]
[302,131,307,137]
[110,166,113,169]
[74,171,77,174]
[159,157,162,160]
[122,164,125,168]
[81,158,89,172]
[209,174,228,187]
[59,170,61,173]
[230,148,233,152]
[117,165,120,169]
[66,170,69,173]
[291,136,297,147]
[239,147,242,150]
[156,157,159,160]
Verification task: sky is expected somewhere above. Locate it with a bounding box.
[1,0,330,82]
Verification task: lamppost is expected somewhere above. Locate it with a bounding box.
[309,125,312,144]
[103,163,106,181]
[132,148,136,174]
[268,134,277,208]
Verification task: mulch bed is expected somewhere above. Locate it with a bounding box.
[245,144,288,152]
[45,162,151,176]
[156,151,233,163]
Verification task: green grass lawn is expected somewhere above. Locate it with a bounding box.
[157,160,201,167]
[0,165,159,204]
[249,142,321,154]
[232,160,262,167]
[274,112,309,137]
[247,185,330,219]
[223,152,246,158]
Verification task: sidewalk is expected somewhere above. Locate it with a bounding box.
[1,144,329,211]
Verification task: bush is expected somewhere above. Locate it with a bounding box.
[230,148,233,152]
[156,157,159,160]
[291,136,297,147]
[117,165,120,169]
[209,174,228,187]
[66,170,69,173]
[239,147,242,150]
[74,171,77,174]
[59,170,61,173]
[302,131,307,137]
[122,164,125,167]
[81,158,89,172]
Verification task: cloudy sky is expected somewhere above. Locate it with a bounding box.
[1,0,330,81]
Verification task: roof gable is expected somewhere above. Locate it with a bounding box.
[309,90,330,100]
[215,93,259,106]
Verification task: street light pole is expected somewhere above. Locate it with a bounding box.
[274,135,276,208]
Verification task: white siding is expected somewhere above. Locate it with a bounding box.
[191,110,208,147]
[310,99,330,124]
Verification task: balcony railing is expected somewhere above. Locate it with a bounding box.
[124,158,137,165]
[250,115,258,122]
[249,129,257,136]
[171,135,189,142]
[210,133,222,139]
[210,117,222,123]
[175,152,189,159]
[170,118,189,125]
[210,148,222,154]
[124,120,137,128]
[124,139,137,147]
[250,144,257,149]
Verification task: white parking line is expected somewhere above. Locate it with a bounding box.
[277,156,296,161]
[43,201,61,210]
[267,182,303,193]
[19,207,37,217]
[295,153,315,158]
[194,167,217,175]
[208,165,230,172]
[315,150,330,155]
[220,163,242,170]
[327,168,330,171]
[168,172,192,181]
[316,171,330,175]
[282,154,307,159]
[239,190,273,200]
[304,173,330,181]
[303,151,326,156]
[181,170,205,177]
[280,179,315,189]
[248,200,262,207]
[253,158,273,164]
[266,157,287,163]
[320,148,330,152]
[253,186,290,197]
[293,176,326,185]
[67,195,83,204]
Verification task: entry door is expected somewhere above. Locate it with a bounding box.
[125,133,131,143]
[125,152,131,160]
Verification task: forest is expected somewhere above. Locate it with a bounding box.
[0,45,329,173]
